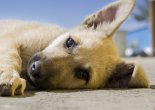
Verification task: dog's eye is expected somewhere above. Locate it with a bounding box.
[75,68,90,83]
[65,37,75,49]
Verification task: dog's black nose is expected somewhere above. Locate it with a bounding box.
[30,61,41,79]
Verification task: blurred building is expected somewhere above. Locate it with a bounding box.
[116,0,154,57]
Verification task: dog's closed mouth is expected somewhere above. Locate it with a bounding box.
[25,72,37,88]
[20,70,38,90]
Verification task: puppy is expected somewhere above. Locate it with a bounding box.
[0,0,149,96]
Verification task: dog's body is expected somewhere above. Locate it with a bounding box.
[0,0,149,96]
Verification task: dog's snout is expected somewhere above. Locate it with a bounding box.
[26,52,51,88]
[30,61,41,79]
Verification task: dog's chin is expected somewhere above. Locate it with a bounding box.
[25,72,53,90]
[25,72,38,88]
[20,70,38,90]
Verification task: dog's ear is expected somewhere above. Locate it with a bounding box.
[106,62,135,88]
[81,0,136,36]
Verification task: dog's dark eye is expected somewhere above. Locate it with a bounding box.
[65,37,75,49]
[75,68,90,83]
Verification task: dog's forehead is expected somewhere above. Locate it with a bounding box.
[71,30,107,39]
[56,31,105,44]
[72,30,107,48]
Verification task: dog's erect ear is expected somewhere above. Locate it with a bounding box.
[106,63,135,88]
[82,0,136,36]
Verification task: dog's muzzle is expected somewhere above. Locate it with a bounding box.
[27,53,43,79]
[26,53,48,88]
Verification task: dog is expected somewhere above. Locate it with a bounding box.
[0,0,149,96]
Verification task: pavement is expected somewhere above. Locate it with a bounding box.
[0,57,155,110]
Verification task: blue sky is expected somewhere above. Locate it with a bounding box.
[0,0,116,28]
[0,0,147,29]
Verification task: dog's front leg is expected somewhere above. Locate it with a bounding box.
[0,40,26,96]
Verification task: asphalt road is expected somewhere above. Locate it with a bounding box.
[0,57,155,110]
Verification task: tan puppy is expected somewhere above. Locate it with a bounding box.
[0,0,149,96]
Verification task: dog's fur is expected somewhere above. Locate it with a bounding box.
[0,0,149,96]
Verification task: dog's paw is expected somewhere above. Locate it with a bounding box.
[0,70,26,96]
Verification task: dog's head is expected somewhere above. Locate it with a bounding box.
[27,0,136,89]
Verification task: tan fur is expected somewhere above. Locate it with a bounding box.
[0,0,149,96]
[126,61,149,88]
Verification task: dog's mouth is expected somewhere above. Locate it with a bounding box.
[22,68,53,90]
[25,71,38,88]
[20,70,38,90]
[25,70,47,89]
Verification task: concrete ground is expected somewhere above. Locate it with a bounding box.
[0,57,155,110]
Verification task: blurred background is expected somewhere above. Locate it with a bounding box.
[0,0,154,57]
